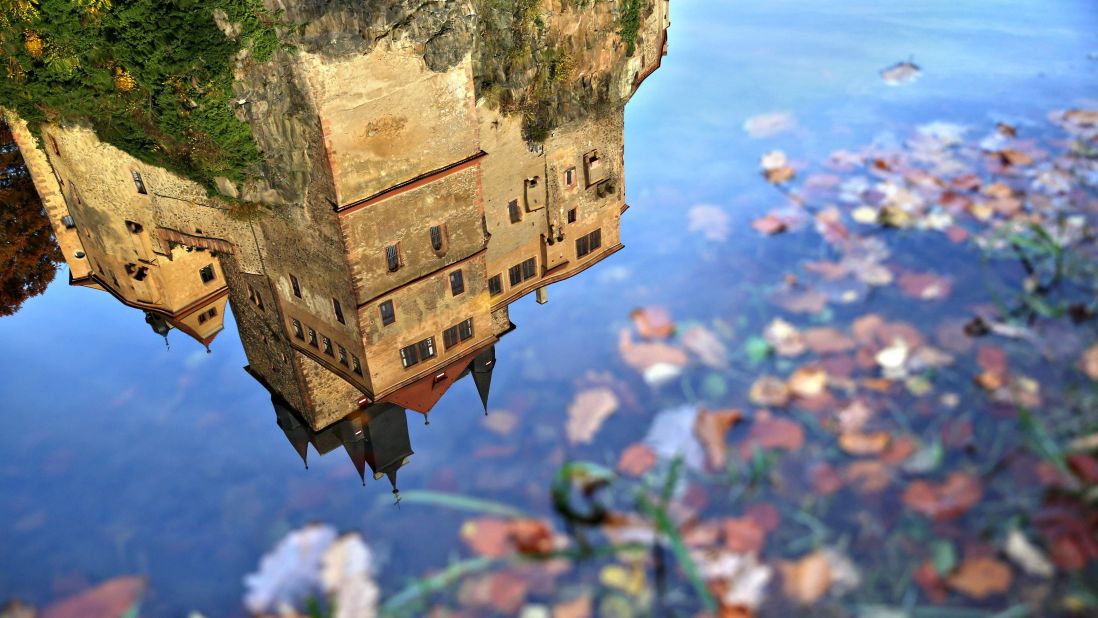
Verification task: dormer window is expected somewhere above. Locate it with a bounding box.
[131,170,147,195]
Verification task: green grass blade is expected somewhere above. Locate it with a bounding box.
[386,490,534,518]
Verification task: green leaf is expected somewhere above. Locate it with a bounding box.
[744,335,772,364]
[930,539,957,576]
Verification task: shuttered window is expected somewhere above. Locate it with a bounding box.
[386,245,401,272]
[521,257,536,280]
[430,225,444,252]
[509,264,522,286]
[488,274,502,296]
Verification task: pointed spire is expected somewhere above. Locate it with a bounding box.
[472,346,496,414]
[388,469,401,505]
[342,437,368,486]
[423,412,429,426]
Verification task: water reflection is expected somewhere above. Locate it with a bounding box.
[6,2,672,496]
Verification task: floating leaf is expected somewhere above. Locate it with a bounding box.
[803,328,855,354]
[898,272,952,301]
[682,324,730,368]
[695,408,745,471]
[41,577,146,618]
[946,556,1012,600]
[761,150,796,184]
[763,318,806,357]
[753,213,789,235]
[901,472,983,520]
[566,388,619,444]
[838,431,892,456]
[1081,344,1098,380]
[631,306,675,339]
[723,517,766,554]
[780,550,832,605]
[1004,528,1055,578]
[739,413,805,457]
[788,365,828,398]
[749,375,790,407]
[617,443,657,477]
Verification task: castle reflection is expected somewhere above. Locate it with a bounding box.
[8,1,670,493]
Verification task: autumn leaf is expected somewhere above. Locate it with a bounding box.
[566,387,619,444]
[946,555,1012,600]
[695,408,745,471]
[460,517,513,557]
[748,376,790,407]
[760,150,796,184]
[1080,343,1098,380]
[723,517,766,554]
[809,461,844,494]
[788,365,828,398]
[898,272,952,301]
[780,551,832,605]
[838,431,892,456]
[802,328,855,354]
[618,329,689,384]
[770,284,829,314]
[902,472,983,520]
[763,318,806,357]
[458,571,528,613]
[553,594,593,618]
[617,443,657,477]
[40,577,146,618]
[752,213,789,235]
[631,306,676,339]
[682,324,730,369]
[844,460,892,493]
[738,413,805,458]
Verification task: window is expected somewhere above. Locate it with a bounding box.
[61,215,75,229]
[379,300,395,326]
[521,257,536,280]
[352,355,363,376]
[292,319,304,340]
[207,308,217,318]
[199,313,208,324]
[458,318,474,341]
[200,264,216,284]
[488,274,502,296]
[577,235,589,257]
[386,244,401,272]
[248,285,264,311]
[322,336,333,356]
[125,220,143,234]
[429,225,446,253]
[333,298,345,324]
[565,167,576,187]
[131,170,147,195]
[509,264,522,286]
[289,274,301,298]
[590,228,602,251]
[443,319,473,349]
[567,208,577,223]
[449,269,464,296]
[308,328,318,348]
[400,337,436,369]
[508,199,521,223]
[338,345,349,367]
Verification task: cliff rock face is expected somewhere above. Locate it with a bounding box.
[227,0,666,207]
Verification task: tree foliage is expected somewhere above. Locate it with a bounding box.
[0,0,280,188]
[0,128,60,317]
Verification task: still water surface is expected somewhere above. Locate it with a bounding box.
[2,0,1096,615]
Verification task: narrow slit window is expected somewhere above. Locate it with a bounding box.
[131,170,147,195]
[488,274,502,296]
[292,319,304,340]
[565,167,576,187]
[207,308,217,318]
[385,244,401,272]
[379,300,395,326]
[198,313,207,324]
[567,208,577,223]
[308,328,318,348]
[429,225,444,252]
[200,264,216,284]
[508,199,521,223]
[333,298,345,324]
[322,336,333,356]
[352,355,363,375]
[338,345,349,367]
[449,269,464,296]
[290,274,301,298]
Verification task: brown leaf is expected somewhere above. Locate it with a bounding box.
[566,387,619,444]
[838,431,892,456]
[618,329,689,372]
[788,366,828,398]
[752,213,789,235]
[780,551,832,605]
[695,408,745,471]
[458,571,528,613]
[913,560,949,603]
[997,149,1033,166]
[844,460,892,493]
[723,518,766,554]
[739,413,804,458]
[509,519,555,555]
[631,306,675,339]
[744,503,781,532]
[460,517,513,557]
[764,318,806,357]
[898,272,952,301]
[617,443,657,477]
[946,556,1013,600]
[1080,344,1098,380]
[41,577,146,618]
[553,594,592,618]
[771,285,828,314]
[902,472,983,520]
[748,376,790,407]
[802,328,855,354]
[809,461,844,494]
[682,325,730,369]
